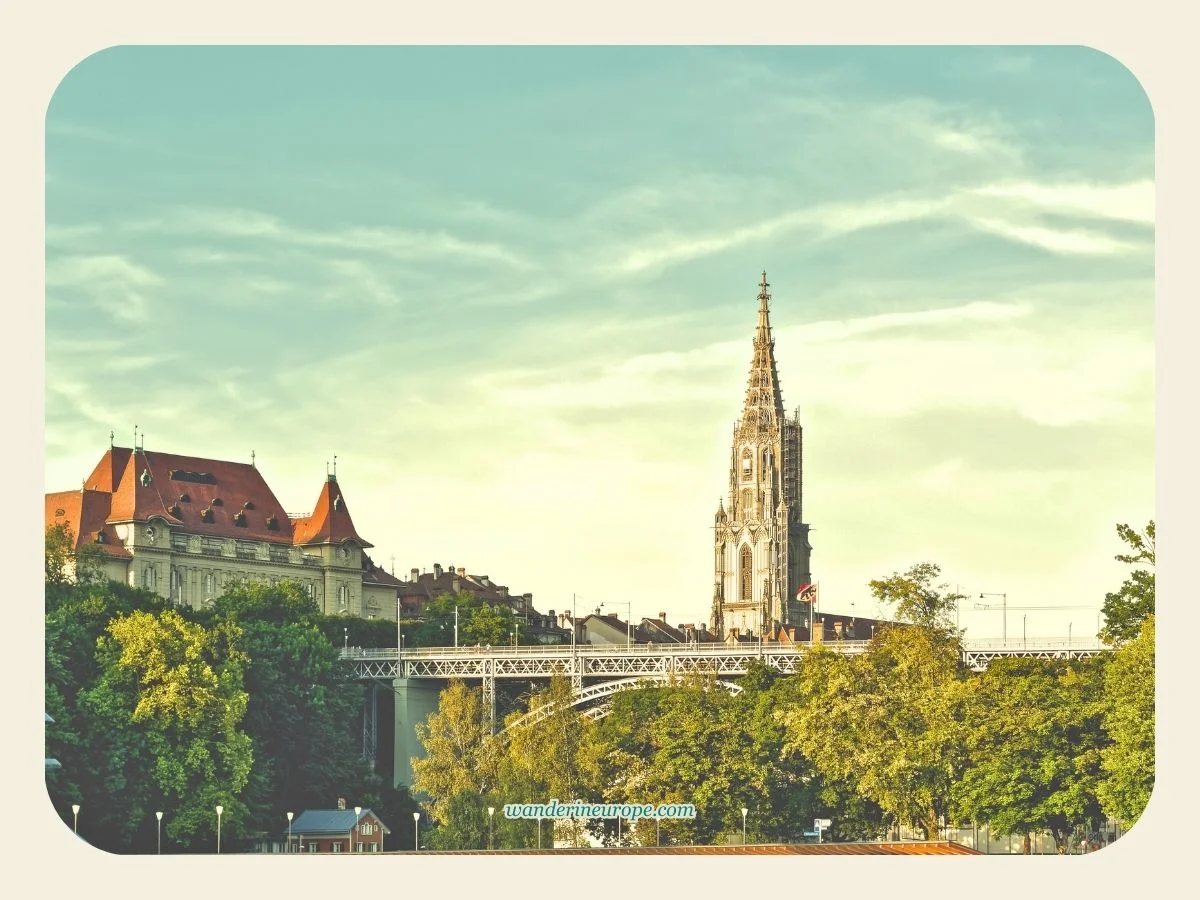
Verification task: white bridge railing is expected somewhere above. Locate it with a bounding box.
[339,637,1106,682]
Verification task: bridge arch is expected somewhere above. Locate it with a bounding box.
[499,675,744,735]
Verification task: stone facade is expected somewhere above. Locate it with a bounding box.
[46,443,404,619]
[711,273,813,639]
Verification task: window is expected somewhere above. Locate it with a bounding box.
[170,568,181,601]
[361,822,374,835]
[304,582,315,600]
[307,842,318,853]
[204,573,216,598]
[144,567,156,591]
[741,448,753,481]
[338,584,349,609]
[740,546,753,602]
[331,842,342,853]
[741,489,752,518]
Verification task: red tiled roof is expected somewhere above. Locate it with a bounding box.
[291,477,372,548]
[45,489,130,558]
[98,447,298,544]
[410,841,980,855]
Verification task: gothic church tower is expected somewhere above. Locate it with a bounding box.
[711,273,812,639]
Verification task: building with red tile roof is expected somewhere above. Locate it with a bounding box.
[46,441,401,620]
[395,563,568,640]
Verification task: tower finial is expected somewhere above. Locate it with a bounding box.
[251,449,256,468]
[109,430,114,448]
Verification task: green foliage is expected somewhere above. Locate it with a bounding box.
[45,575,395,852]
[412,680,501,826]
[951,657,1107,852]
[868,562,965,635]
[45,522,106,587]
[414,592,517,648]
[779,626,965,839]
[1098,616,1154,828]
[1100,521,1155,645]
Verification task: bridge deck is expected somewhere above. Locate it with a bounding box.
[340,637,1105,680]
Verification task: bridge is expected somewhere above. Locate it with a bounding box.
[339,637,1106,788]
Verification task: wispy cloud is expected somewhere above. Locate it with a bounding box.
[45,254,162,323]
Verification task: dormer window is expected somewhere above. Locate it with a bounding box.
[211,497,223,506]
[201,508,214,523]
[94,531,107,544]
[167,502,181,517]
[242,500,255,510]
[139,468,153,487]
[178,493,191,503]
[233,511,247,526]
[333,494,343,511]
[265,514,279,531]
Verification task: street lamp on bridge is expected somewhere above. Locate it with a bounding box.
[600,601,633,646]
[978,593,1008,641]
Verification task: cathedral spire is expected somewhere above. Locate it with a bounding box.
[740,271,786,433]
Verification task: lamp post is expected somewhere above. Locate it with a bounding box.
[215,805,223,854]
[656,817,661,847]
[156,810,163,854]
[354,805,361,852]
[344,627,348,653]
[396,594,401,658]
[71,803,80,835]
[488,806,495,850]
[600,601,633,646]
[538,817,543,849]
[615,816,621,844]
[287,811,293,853]
[454,605,459,648]
[413,811,420,851]
[741,807,748,845]
[979,593,1008,641]
[1023,614,1027,648]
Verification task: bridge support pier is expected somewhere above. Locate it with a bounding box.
[392,677,443,790]
[362,682,378,770]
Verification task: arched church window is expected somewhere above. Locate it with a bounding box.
[741,489,752,518]
[740,546,753,602]
[741,449,752,481]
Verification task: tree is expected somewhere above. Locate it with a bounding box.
[1098,616,1154,828]
[94,609,254,848]
[412,680,500,825]
[505,673,602,846]
[207,581,376,838]
[45,522,106,587]
[868,562,965,635]
[779,627,965,839]
[1101,521,1155,645]
[952,658,1106,853]
[45,577,172,851]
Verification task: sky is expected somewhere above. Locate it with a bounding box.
[43,46,1154,641]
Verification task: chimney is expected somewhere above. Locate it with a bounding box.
[433,563,443,578]
[457,567,465,577]
[337,798,346,810]
[410,568,419,582]
[659,611,667,621]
